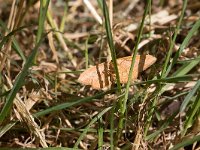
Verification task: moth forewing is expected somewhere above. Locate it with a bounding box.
[78,62,113,89]
[78,55,157,89]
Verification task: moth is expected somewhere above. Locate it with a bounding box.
[78,55,156,89]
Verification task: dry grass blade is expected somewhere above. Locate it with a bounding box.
[14,97,48,148]
[5,76,48,148]
[83,0,102,24]
[0,0,25,72]
[78,55,156,89]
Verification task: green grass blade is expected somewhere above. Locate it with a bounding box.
[74,107,112,148]
[177,57,200,64]
[180,80,200,112]
[118,0,151,131]
[114,0,152,142]
[0,121,16,138]
[182,90,200,136]
[0,90,10,97]
[85,37,89,69]
[173,55,200,76]
[0,20,26,62]
[167,18,200,75]
[161,0,187,77]
[144,94,158,136]
[0,26,29,49]
[137,74,196,85]
[97,0,103,11]
[161,40,200,95]
[36,0,50,43]
[169,134,200,150]
[12,38,26,62]
[0,38,43,123]
[47,8,75,64]
[0,0,49,123]
[110,106,115,150]
[34,89,115,117]
[98,117,104,150]
[145,112,178,141]
[102,0,121,93]
[59,3,67,32]
[123,0,151,111]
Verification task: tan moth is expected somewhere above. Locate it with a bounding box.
[78,55,157,89]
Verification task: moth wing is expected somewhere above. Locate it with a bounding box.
[78,55,157,89]
[116,55,156,83]
[116,55,140,83]
[78,62,111,89]
[78,65,98,85]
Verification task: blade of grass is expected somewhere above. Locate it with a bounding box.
[74,107,112,148]
[166,18,200,75]
[180,80,200,112]
[0,37,43,123]
[182,89,200,136]
[59,3,67,32]
[97,0,103,11]
[36,0,50,43]
[85,37,89,69]
[0,121,16,138]
[137,74,197,85]
[117,0,151,139]
[98,117,104,150]
[33,89,115,117]
[144,94,159,136]
[0,0,49,123]
[12,38,26,62]
[169,134,200,150]
[59,127,114,133]
[161,0,187,78]
[150,18,200,84]
[0,25,30,49]
[0,90,10,97]
[177,57,200,64]
[0,19,26,62]
[173,55,200,77]
[123,0,151,113]
[102,0,121,93]
[34,0,49,64]
[110,105,115,150]
[159,19,200,95]
[160,54,200,94]
[47,12,75,66]
[145,111,178,141]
